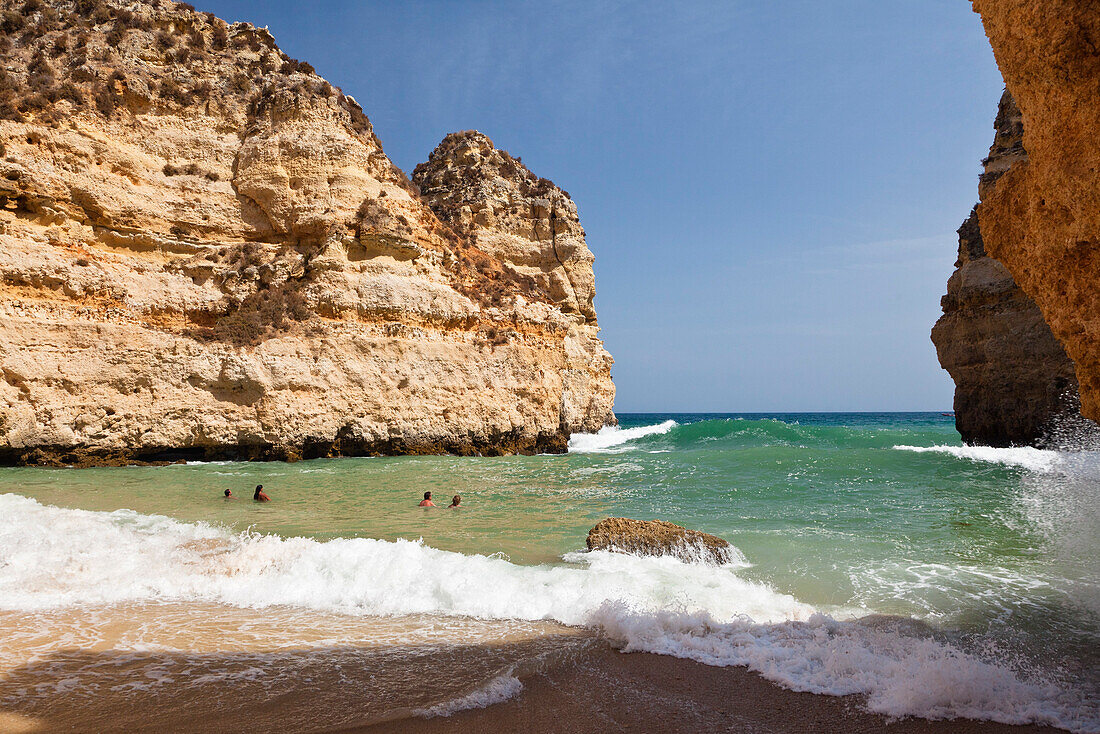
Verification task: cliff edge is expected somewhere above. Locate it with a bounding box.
[932,92,1081,446]
[0,0,614,465]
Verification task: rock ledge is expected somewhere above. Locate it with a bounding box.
[586,518,733,565]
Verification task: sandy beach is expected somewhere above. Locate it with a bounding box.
[0,629,1062,734]
[379,645,1065,734]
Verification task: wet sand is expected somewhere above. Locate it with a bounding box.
[374,645,1062,734]
[0,631,1060,734]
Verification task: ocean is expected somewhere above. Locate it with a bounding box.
[0,413,1097,731]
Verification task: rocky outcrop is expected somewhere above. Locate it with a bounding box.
[969,1,1100,424]
[412,131,614,435]
[932,92,1081,446]
[586,518,733,565]
[413,131,597,323]
[0,0,614,465]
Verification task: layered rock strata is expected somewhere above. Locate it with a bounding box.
[932,92,1081,446]
[969,1,1100,423]
[586,518,733,565]
[413,131,597,324]
[0,0,614,465]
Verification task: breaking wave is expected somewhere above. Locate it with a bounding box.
[571,417,950,454]
[0,494,1095,732]
[568,420,677,453]
[891,445,1100,479]
[414,672,523,718]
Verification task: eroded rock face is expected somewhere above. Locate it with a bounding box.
[412,131,615,435]
[586,518,733,565]
[932,92,1082,446]
[413,131,597,323]
[0,0,614,465]
[970,1,1100,423]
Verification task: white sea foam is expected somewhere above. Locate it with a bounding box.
[892,444,1064,473]
[596,610,1088,730]
[0,495,806,621]
[1015,452,1100,617]
[414,672,523,718]
[0,494,1095,732]
[568,420,677,453]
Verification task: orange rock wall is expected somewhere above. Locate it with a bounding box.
[971,0,1100,420]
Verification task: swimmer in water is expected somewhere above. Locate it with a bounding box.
[254,485,271,502]
[419,491,435,507]
[447,495,461,509]
[223,489,235,499]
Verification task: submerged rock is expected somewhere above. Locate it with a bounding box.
[586,518,733,565]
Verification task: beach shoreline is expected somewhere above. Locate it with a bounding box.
[1,415,1095,734]
[0,632,1062,734]
[377,644,1065,734]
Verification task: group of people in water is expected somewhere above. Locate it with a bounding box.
[222,485,270,501]
[220,486,461,508]
[419,491,462,508]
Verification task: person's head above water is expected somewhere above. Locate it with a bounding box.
[254,485,268,501]
[424,491,431,500]
[449,495,461,507]
[224,489,232,497]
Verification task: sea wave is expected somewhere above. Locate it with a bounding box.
[0,495,805,621]
[597,610,1089,729]
[572,417,946,454]
[0,494,1095,732]
[892,444,1064,472]
[414,671,523,718]
[567,420,677,453]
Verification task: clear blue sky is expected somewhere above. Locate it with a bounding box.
[199,0,1004,412]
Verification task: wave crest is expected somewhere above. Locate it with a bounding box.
[568,420,677,453]
[893,444,1064,473]
[414,672,523,718]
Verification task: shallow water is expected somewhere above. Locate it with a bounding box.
[0,413,1097,731]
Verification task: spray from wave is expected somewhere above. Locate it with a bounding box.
[568,420,677,453]
[892,444,1065,472]
[0,494,1095,732]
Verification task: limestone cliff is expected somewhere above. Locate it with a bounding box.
[969,0,1100,424]
[932,91,1081,446]
[0,0,614,465]
[411,131,613,434]
[413,131,597,324]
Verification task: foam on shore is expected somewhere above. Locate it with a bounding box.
[0,494,1095,732]
[414,672,524,718]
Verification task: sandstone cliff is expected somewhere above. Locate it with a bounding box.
[932,91,1081,446]
[0,0,614,465]
[413,131,597,324]
[969,1,1100,424]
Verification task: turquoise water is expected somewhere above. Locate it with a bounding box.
[1,413,1098,728]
